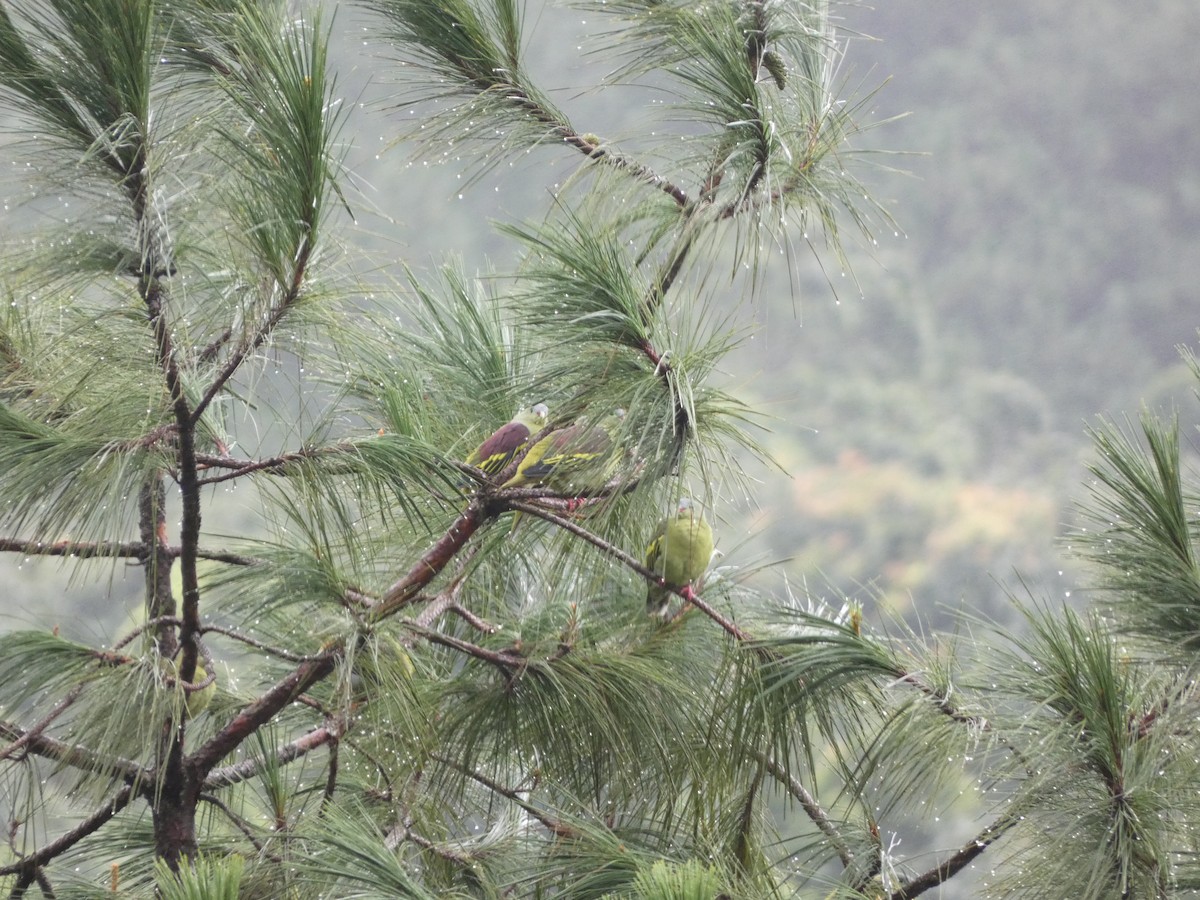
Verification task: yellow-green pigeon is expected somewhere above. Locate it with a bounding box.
[501,408,624,493]
[645,497,714,616]
[464,403,549,480]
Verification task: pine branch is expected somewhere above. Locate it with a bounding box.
[198,326,234,365]
[385,821,474,866]
[536,113,689,208]
[889,812,1018,900]
[199,623,330,663]
[0,537,144,559]
[637,233,699,460]
[138,475,176,655]
[404,544,480,639]
[363,0,689,206]
[371,499,492,619]
[448,603,499,635]
[138,267,202,685]
[0,720,145,784]
[0,784,135,878]
[190,269,308,427]
[189,12,337,430]
[0,684,83,763]
[320,737,340,813]
[889,668,1034,775]
[0,537,255,567]
[192,548,262,566]
[756,750,857,874]
[431,753,577,839]
[403,623,524,680]
[195,449,325,485]
[187,649,341,779]
[204,723,340,791]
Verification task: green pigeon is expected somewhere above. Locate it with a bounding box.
[645,497,714,616]
[501,408,625,493]
[464,403,549,480]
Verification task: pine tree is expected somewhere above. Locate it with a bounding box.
[3,2,1197,899]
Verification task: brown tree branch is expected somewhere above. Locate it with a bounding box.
[203,723,340,791]
[0,538,145,559]
[371,500,493,620]
[406,545,481,636]
[188,650,341,780]
[320,737,340,814]
[888,813,1018,900]
[0,785,136,877]
[448,603,499,635]
[0,721,145,784]
[0,537,256,568]
[138,475,177,656]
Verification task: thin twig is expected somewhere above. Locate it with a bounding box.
[756,751,857,874]
[888,669,1034,775]
[386,820,475,865]
[431,754,577,839]
[199,623,329,663]
[194,446,345,485]
[191,239,312,426]
[556,125,690,208]
[198,793,281,861]
[403,623,524,679]
[0,685,84,763]
[500,86,690,207]
[506,499,752,642]
[198,326,234,364]
[112,616,181,650]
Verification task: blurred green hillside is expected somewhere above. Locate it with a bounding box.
[744,0,1200,620]
[4,0,1199,635]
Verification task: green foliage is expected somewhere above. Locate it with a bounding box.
[980,602,1200,898]
[207,4,346,290]
[155,852,245,900]
[0,0,156,178]
[5,1,1200,899]
[1078,412,1200,650]
[616,858,727,900]
[354,0,564,170]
